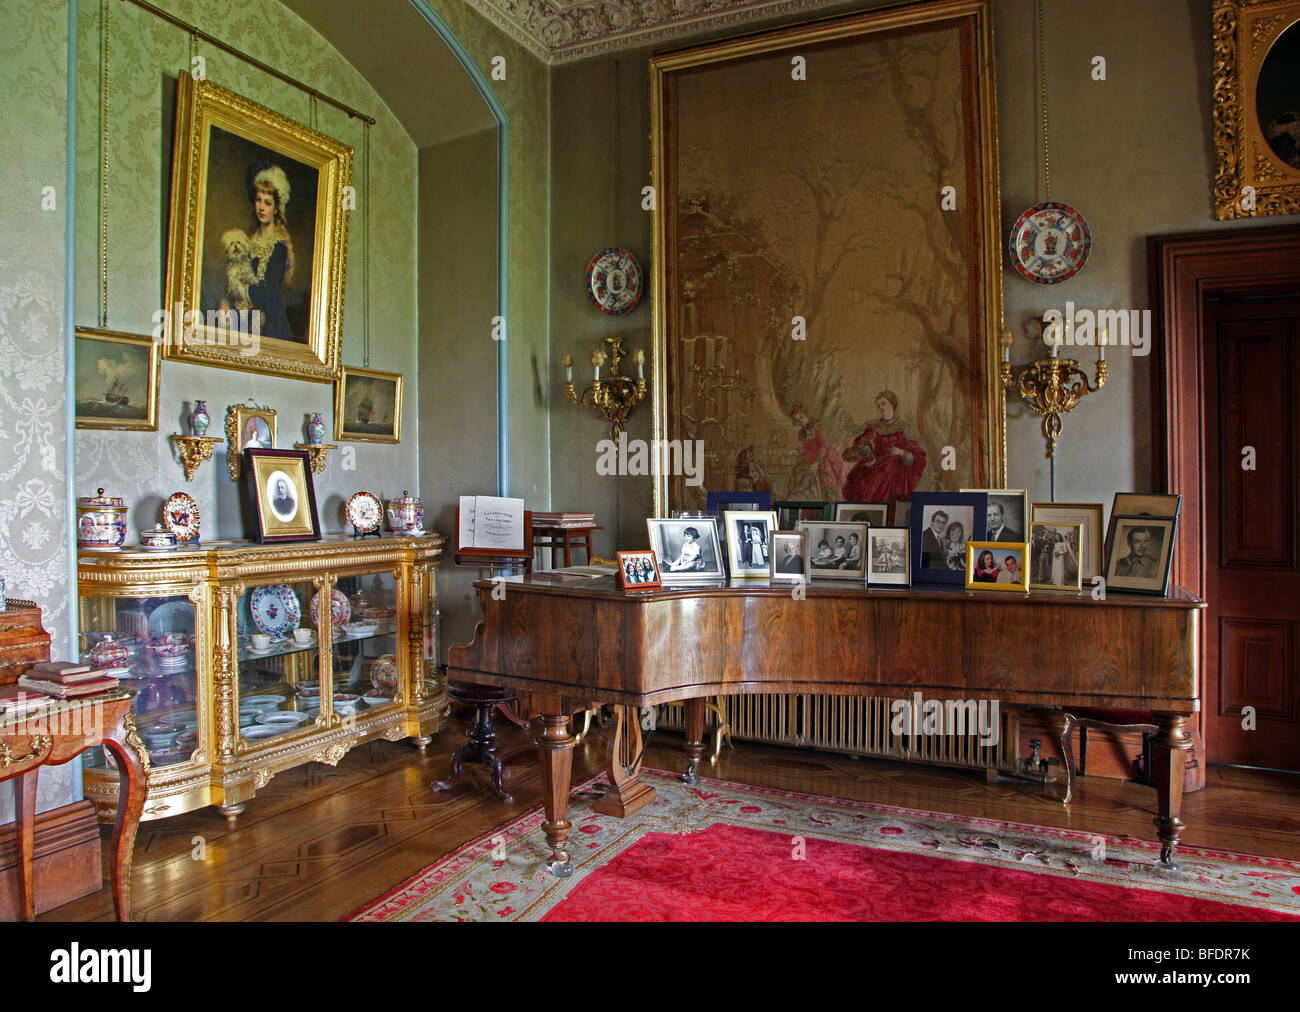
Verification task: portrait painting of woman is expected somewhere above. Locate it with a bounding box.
[842,391,927,506]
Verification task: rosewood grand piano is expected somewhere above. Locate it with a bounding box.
[447,576,1203,877]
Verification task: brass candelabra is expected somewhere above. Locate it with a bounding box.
[999,328,1107,460]
[561,336,647,439]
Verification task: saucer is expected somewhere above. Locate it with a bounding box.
[289,636,317,649]
[139,543,180,552]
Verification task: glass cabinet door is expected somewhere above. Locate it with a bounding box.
[79,594,199,770]
[333,570,401,715]
[235,577,325,745]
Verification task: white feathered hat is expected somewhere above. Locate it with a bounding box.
[247,161,290,212]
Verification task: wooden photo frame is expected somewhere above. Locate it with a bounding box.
[966,541,1029,592]
[892,497,912,529]
[909,491,988,585]
[1212,0,1300,218]
[1030,502,1105,580]
[833,502,890,526]
[163,75,352,381]
[1110,492,1182,520]
[1105,515,1177,596]
[225,403,277,482]
[796,520,868,580]
[243,448,321,544]
[724,510,779,578]
[335,366,403,444]
[650,1,1005,513]
[769,530,810,583]
[1029,521,1084,592]
[73,328,160,430]
[616,550,662,590]
[866,527,910,587]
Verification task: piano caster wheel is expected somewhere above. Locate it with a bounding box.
[1157,846,1179,872]
[682,761,700,786]
[548,851,573,878]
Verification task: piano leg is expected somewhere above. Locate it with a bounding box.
[683,697,706,786]
[536,714,576,878]
[1150,713,1192,870]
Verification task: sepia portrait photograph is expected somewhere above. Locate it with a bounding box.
[245,448,320,544]
[866,527,910,587]
[1029,522,1083,592]
[769,530,809,583]
[1105,516,1176,595]
[963,489,1027,544]
[797,521,868,580]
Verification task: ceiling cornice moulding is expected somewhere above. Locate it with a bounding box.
[462,0,852,65]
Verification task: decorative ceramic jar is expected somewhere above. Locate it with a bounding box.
[77,488,128,549]
[368,653,399,695]
[307,412,326,445]
[90,633,131,671]
[190,400,211,436]
[386,490,423,532]
[140,524,178,549]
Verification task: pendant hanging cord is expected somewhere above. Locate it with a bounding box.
[98,0,110,328]
[363,121,371,369]
[1038,0,1051,202]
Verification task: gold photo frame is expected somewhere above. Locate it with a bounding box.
[650,0,1006,514]
[163,74,353,380]
[334,366,402,444]
[73,328,160,430]
[225,403,277,482]
[966,541,1029,593]
[1212,0,1300,218]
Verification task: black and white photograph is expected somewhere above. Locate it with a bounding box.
[1111,492,1182,520]
[1031,502,1105,579]
[866,527,910,586]
[963,488,1027,544]
[892,498,912,529]
[244,448,320,544]
[616,550,661,590]
[1105,516,1176,595]
[797,521,868,580]
[909,492,987,585]
[1030,522,1083,591]
[646,517,725,583]
[707,492,770,554]
[725,510,779,577]
[834,501,889,527]
[769,530,809,583]
[265,470,299,523]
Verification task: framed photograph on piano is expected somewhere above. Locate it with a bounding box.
[909,492,987,585]
[647,517,725,584]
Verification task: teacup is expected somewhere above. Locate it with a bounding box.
[250,633,271,651]
[293,628,313,645]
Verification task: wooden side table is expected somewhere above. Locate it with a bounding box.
[2,690,148,921]
[532,525,603,568]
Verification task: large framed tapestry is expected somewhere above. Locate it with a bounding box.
[163,74,353,382]
[650,0,1005,514]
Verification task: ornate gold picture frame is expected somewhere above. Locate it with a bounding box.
[334,366,402,444]
[163,74,352,380]
[74,328,160,430]
[1212,0,1300,218]
[650,0,1006,515]
[225,403,278,482]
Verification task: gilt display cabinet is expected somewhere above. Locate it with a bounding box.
[77,534,446,823]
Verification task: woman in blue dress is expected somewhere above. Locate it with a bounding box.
[245,161,294,343]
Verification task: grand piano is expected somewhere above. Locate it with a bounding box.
[447,575,1203,876]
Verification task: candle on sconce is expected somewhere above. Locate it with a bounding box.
[592,349,606,382]
[1001,329,1012,363]
[633,348,645,379]
[1098,325,1108,362]
[561,352,573,383]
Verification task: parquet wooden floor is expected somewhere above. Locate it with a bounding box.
[44,718,1300,921]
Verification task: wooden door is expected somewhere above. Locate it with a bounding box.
[1203,294,1300,770]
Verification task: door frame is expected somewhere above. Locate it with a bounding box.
[1149,224,1300,762]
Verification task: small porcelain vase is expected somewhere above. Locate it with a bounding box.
[307,412,326,445]
[190,400,210,436]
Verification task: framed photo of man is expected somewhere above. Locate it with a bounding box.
[909,492,988,585]
[866,527,910,587]
[962,488,1028,545]
[724,510,779,578]
[646,517,725,584]
[769,530,810,583]
[1105,516,1176,595]
[243,448,320,544]
[796,520,868,581]
[616,550,662,590]
[1029,522,1084,592]
[163,75,352,381]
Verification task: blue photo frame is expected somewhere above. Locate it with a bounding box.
[908,492,988,585]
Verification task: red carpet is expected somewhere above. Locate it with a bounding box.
[348,770,1300,922]
[540,822,1296,922]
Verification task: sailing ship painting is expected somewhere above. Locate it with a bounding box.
[74,330,158,430]
[335,366,402,444]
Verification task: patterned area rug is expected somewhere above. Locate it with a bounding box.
[347,770,1300,922]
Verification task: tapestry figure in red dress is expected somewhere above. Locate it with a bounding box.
[789,403,845,500]
[841,391,926,503]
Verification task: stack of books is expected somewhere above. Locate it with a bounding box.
[0,683,55,721]
[16,660,121,700]
[532,511,597,528]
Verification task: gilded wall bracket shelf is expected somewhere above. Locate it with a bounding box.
[292,443,338,474]
[170,435,224,482]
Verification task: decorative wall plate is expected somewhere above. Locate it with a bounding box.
[250,584,301,638]
[1008,202,1091,285]
[309,588,351,629]
[585,247,643,316]
[346,491,383,534]
[162,491,201,543]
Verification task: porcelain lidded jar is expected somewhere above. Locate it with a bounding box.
[190,400,211,436]
[307,412,326,445]
[140,523,178,549]
[90,633,131,671]
[386,491,423,533]
[77,488,128,549]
